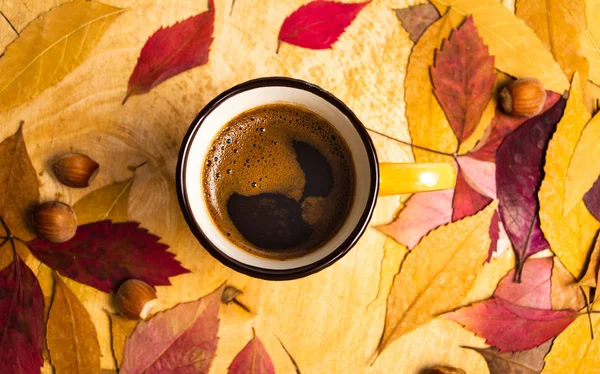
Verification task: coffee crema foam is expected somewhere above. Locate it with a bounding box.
[203,104,355,260]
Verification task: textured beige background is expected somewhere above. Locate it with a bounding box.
[0,0,518,372]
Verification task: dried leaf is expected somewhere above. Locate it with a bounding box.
[108,313,137,369]
[445,297,576,352]
[457,155,496,199]
[0,256,45,373]
[469,91,561,162]
[124,0,214,103]
[0,125,39,241]
[47,275,100,373]
[551,257,585,311]
[228,330,275,374]
[0,1,124,112]
[539,74,600,279]
[394,3,440,43]
[564,112,600,214]
[541,315,600,373]
[405,11,458,163]
[431,16,495,144]
[452,166,492,222]
[578,234,600,288]
[486,210,500,263]
[376,188,453,249]
[494,257,553,309]
[516,0,588,84]
[580,0,600,86]
[583,175,600,221]
[496,97,567,280]
[278,0,370,51]
[464,340,552,374]
[430,0,569,93]
[73,178,133,224]
[221,285,243,304]
[28,221,190,293]
[378,201,497,354]
[120,286,223,373]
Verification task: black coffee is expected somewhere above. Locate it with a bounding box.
[202,104,355,260]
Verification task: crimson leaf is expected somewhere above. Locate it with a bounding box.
[28,221,190,293]
[584,174,600,221]
[0,256,44,373]
[496,98,566,281]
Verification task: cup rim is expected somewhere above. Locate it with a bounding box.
[176,77,379,280]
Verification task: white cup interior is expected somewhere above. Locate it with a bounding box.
[184,84,374,270]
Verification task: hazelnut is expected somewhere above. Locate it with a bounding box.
[499,78,547,118]
[115,279,157,320]
[33,202,78,243]
[53,153,99,188]
[425,366,466,374]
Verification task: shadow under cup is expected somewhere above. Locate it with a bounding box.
[176,77,379,280]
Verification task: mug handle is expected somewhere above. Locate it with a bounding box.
[378,162,456,196]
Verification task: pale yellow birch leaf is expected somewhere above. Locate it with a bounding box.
[377,201,497,355]
[539,73,600,279]
[73,178,133,224]
[431,0,569,93]
[0,0,125,112]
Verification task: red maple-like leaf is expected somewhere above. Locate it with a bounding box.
[445,297,576,352]
[123,0,215,103]
[584,174,600,221]
[278,0,370,51]
[452,165,492,222]
[468,91,561,162]
[27,221,190,293]
[493,257,553,309]
[0,257,45,373]
[486,210,500,263]
[228,331,275,374]
[431,16,496,145]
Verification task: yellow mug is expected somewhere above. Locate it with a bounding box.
[177,77,456,280]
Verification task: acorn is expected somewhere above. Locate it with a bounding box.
[114,279,158,320]
[499,78,547,118]
[32,201,78,243]
[53,153,99,188]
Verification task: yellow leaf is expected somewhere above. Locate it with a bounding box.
[515,0,589,86]
[378,201,497,354]
[564,113,600,214]
[405,11,459,162]
[108,313,137,368]
[0,0,125,112]
[578,235,600,289]
[47,275,101,373]
[431,0,569,93]
[73,178,133,224]
[542,315,600,374]
[539,73,600,279]
[580,0,600,86]
[551,257,585,311]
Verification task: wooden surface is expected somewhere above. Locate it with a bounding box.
[0,0,518,372]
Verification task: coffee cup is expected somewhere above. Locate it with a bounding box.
[176,77,456,280]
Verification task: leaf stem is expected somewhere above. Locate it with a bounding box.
[0,10,18,36]
[0,216,11,238]
[365,127,455,157]
[233,298,251,313]
[230,0,236,15]
[275,334,302,374]
[582,286,595,339]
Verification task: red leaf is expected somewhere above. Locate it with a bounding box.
[445,298,576,352]
[121,285,223,374]
[278,0,370,50]
[494,257,553,309]
[496,98,567,281]
[486,210,500,263]
[228,331,275,374]
[452,167,492,222]
[124,0,215,103]
[457,155,496,199]
[376,188,453,249]
[584,174,600,221]
[27,221,190,293]
[469,91,561,162]
[394,3,440,43]
[431,16,495,144]
[0,257,44,373]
